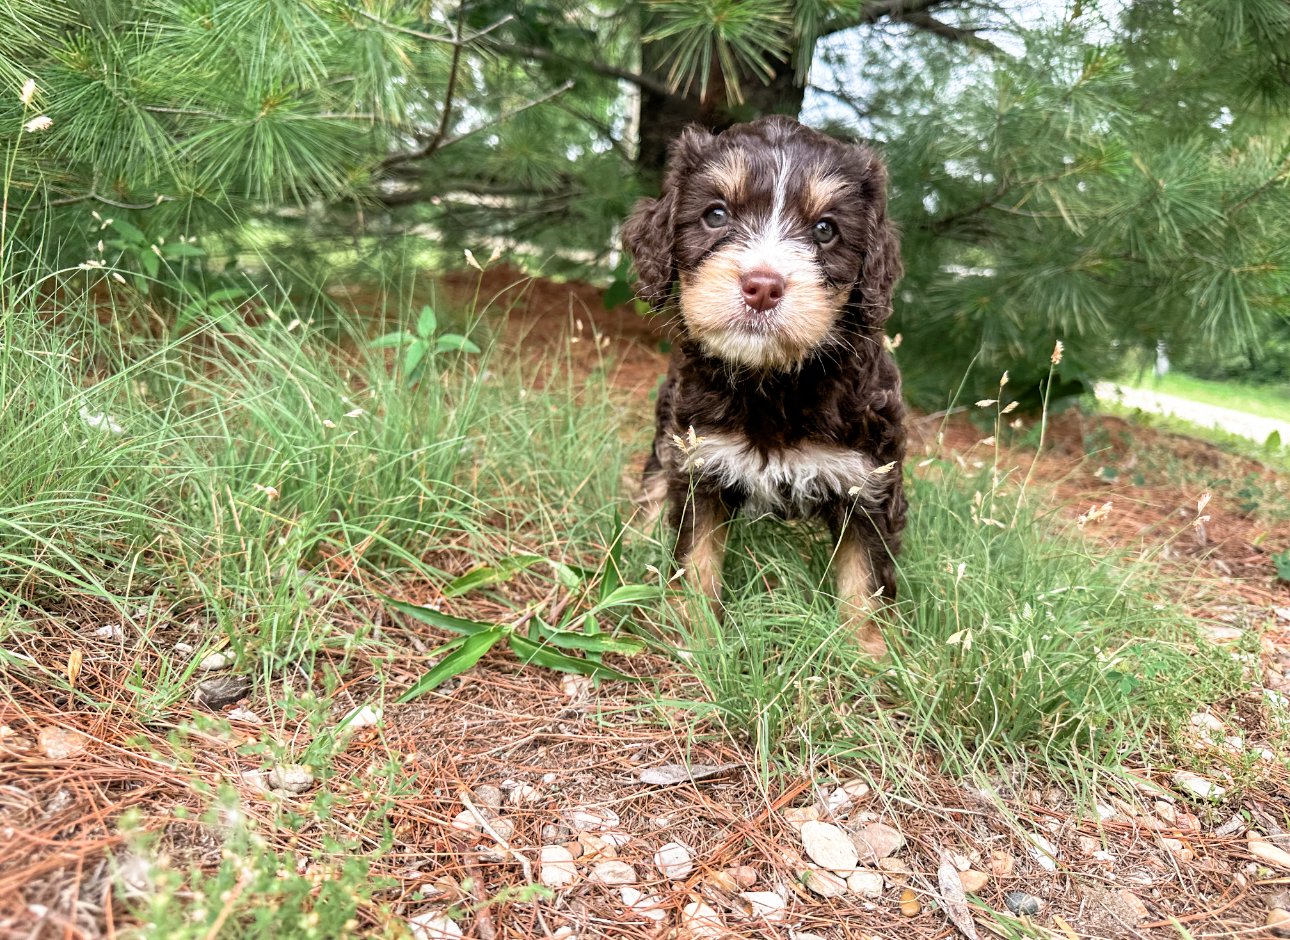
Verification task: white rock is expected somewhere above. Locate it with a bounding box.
[508,783,541,805]
[600,830,632,848]
[199,651,233,671]
[847,869,884,897]
[226,707,262,724]
[1249,833,1290,870]
[681,900,726,938]
[1026,832,1059,871]
[589,860,637,885]
[539,845,577,887]
[94,623,123,639]
[1189,712,1225,733]
[654,841,693,880]
[1172,770,1226,801]
[800,820,859,871]
[561,673,593,699]
[266,764,314,794]
[739,891,787,921]
[620,886,666,922]
[783,806,820,829]
[341,705,382,730]
[566,807,620,831]
[409,912,463,940]
[451,810,482,832]
[801,868,848,897]
[850,822,905,863]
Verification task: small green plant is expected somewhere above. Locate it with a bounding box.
[372,304,479,384]
[1274,550,1290,583]
[386,526,657,700]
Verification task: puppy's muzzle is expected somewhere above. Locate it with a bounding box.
[740,268,785,312]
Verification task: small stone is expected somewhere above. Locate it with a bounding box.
[541,823,569,842]
[1207,625,1243,643]
[1153,800,1177,826]
[850,822,905,863]
[654,841,693,880]
[600,830,632,848]
[1026,832,1058,871]
[566,806,619,831]
[1249,833,1290,870]
[878,857,911,883]
[561,673,593,699]
[38,727,89,760]
[801,868,847,898]
[451,811,482,833]
[847,869,884,897]
[194,674,252,709]
[681,900,725,938]
[988,851,1015,876]
[266,764,314,794]
[589,860,637,885]
[577,832,615,859]
[729,865,758,888]
[226,707,261,724]
[1172,770,1226,801]
[408,912,462,940]
[738,891,787,922]
[539,845,577,888]
[1116,890,1150,923]
[94,623,124,639]
[341,705,382,730]
[899,887,920,916]
[620,886,666,922]
[473,785,503,811]
[549,928,575,940]
[1005,891,1043,916]
[703,870,739,893]
[801,820,859,871]
[486,817,515,843]
[1078,836,1100,856]
[198,650,233,671]
[959,869,989,894]
[1161,838,1194,862]
[508,783,540,805]
[783,806,820,829]
[1267,909,1290,938]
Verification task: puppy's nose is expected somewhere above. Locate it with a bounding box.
[740,269,785,312]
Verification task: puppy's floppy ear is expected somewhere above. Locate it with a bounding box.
[622,125,715,306]
[850,146,903,329]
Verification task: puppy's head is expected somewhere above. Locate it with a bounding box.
[623,116,901,371]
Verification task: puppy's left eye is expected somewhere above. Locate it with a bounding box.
[812,219,837,245]
[703,205,731,229]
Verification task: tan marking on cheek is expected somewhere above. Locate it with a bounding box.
[706,151,749,203]
[802,172,850,221]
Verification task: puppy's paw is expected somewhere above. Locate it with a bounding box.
[844,615,889,660]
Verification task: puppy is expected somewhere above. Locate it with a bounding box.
[622,116,906,657]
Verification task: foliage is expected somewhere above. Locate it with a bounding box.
[372,304,480,385]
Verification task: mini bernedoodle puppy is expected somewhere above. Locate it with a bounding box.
[623,116,906,657]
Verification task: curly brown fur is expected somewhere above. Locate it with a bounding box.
[624,116,907,656]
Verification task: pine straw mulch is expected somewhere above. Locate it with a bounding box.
[5,267,1290,938]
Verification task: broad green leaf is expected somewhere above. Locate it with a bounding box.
[540,629,645,654]
[508,635,639,681]
[435,334,481,354]
[444,554,548,598]
[592,584,662,610]
[370,331,417,348]
[162,242,205,259]
[602,278,635,310]
[383,598,498,636]
[417,305,437,337]
[140,249,160,278]
[405,340,428,376]
[398,630,502,702]
[109,218,146,244]
[1265,429,1281,452]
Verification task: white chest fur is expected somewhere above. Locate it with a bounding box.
[684,431,885,516]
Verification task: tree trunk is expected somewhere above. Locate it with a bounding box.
[636,47,807,182]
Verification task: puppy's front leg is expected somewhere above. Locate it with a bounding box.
[673,487,730,610]
[831,527,891,659]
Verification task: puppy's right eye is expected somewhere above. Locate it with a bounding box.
[702,205,730,229]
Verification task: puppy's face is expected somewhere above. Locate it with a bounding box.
[624,117,901,371]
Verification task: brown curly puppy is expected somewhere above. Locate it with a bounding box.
[622,116,906,657]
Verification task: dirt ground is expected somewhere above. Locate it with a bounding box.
[4,266,1290,939]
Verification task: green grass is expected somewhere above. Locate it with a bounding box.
[0,276,1261,936]
[1127,370,1290,424]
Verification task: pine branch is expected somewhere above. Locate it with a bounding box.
[898,10,1010,58]
[485,39,682,102]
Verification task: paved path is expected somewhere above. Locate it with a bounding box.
[1094,382,1290,446]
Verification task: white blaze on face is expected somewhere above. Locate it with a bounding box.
[679,155,843,370]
